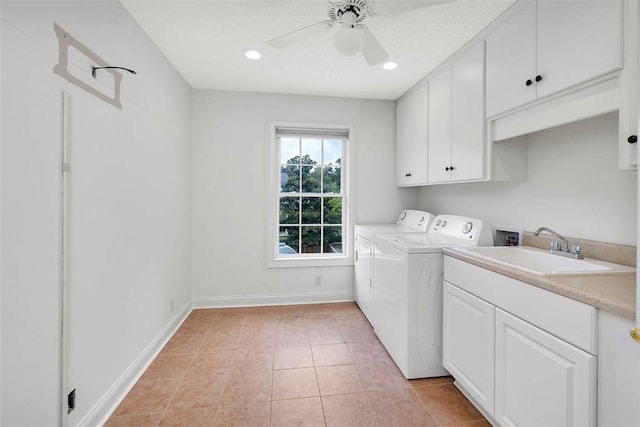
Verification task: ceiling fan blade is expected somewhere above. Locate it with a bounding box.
[267,20,334,49]
[359,25,389,66]
[369,0,455,17]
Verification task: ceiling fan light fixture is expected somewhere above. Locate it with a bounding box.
[243,49,262,60]
[382,60,398,70]
[334,27,365,56]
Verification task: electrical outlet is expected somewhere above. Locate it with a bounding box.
[169,296,174,312]
[314,275,322,286]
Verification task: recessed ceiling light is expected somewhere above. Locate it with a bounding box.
[244,49,262,60]
[382,60,398,70]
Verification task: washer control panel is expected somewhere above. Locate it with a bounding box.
[396,210,436,232]
[431,215,490,245]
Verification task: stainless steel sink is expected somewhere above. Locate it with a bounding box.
[455,246,635,276]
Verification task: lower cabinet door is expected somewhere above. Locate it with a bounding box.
[495,308,597,427]
[443,282,495,416]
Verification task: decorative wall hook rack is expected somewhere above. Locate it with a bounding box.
[52,23,135,109]
[91,66,137,79]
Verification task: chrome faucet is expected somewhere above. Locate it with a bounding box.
[533,227,584,259]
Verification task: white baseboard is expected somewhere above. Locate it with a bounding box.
[80,291,353,426]
[81,302,192,427]
[193,290,354,308]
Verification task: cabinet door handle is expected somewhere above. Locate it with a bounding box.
[450,166,455,171]
[535,74,543,82]
[355,250,358,262]
[628,135,638,144]
[631,328,640,344]
[445,167,450,171]
[525,79,533,86]
[405,172,412,177]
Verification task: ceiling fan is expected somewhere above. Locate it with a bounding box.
[266,0,454,66]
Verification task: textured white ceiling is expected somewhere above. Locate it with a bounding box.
[121,0,516,100]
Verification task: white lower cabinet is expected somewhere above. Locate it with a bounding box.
[443,282,495,415]
[494,308,597,427]
[443,257,598,426]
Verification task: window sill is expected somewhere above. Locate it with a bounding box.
[267,255,353,269]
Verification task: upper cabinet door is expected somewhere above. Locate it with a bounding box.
[451,42,485,182]
[537,0,622,99]
[486,1,536,118]
[396,83,429,186]
[427,65,452,184]
[487,0,623,118]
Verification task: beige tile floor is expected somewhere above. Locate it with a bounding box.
[107,302,489,427]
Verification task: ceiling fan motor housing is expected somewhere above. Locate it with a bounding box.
[328,0,371,24]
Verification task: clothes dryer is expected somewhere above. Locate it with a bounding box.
[354,210,435,327]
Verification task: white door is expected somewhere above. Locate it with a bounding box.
[536,0,622,99]
[634,5,640,424]
[427,65,452,183]
[396,83,428,186]
[451,42,485,182]
[485,1,536,118]
[443,282,495,416]
[636,62,640,421]
[495,308,596,427]
[354,234,374,325]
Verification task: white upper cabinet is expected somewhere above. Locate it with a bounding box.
[451,41,486,182]
[486,2,537,118]
[487,0,622,118]
[536,0,622,98]
[429,42,485,184]
[396,83,429,186]
[619,0,639,170]
[427,64,452,184]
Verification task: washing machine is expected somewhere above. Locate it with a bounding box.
[354,210,436,328]
[373,214,492,379]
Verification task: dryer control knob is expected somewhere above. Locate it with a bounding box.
[462,222,473,234]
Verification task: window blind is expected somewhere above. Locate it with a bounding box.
[275,126,350,139]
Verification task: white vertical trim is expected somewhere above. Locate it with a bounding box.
[0,2,3,421]
[60,91,71,426]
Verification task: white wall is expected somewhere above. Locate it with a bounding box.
[191,90,417,305]
[419,113,637,245]
[1,1,191,425]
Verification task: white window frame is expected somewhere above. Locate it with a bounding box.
[267,121,355,268]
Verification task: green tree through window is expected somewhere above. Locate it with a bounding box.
[278,137,344,255]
